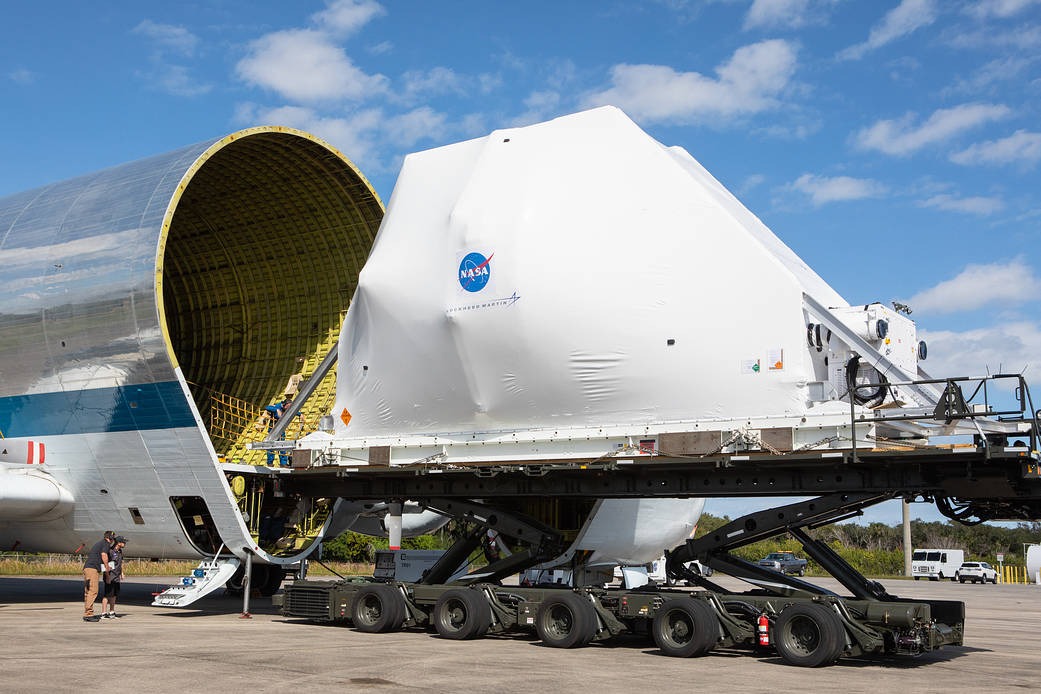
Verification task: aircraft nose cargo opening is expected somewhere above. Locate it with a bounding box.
[158,130,384,463]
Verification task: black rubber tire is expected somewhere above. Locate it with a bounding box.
[959,578,965,583]
[225,565,246,596]
[258,566,286,597]
[774,602,846,667]
[536,592,598,648]
[955,572,961,582]
[798,567,806,577]
[914,576,920,581]
[433,589,492,640]
[352,584,406,633]
[651,597,719,658]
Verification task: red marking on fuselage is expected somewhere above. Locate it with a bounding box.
[26,441,33,465]
[39,442,45,465]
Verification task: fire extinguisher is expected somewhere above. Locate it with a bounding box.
[757,614,770,647]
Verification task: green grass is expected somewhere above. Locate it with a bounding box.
[0,556,375,577]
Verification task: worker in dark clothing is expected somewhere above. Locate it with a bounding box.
[264,396,294,467]
[82,531,114,622]
[101,536,127,619]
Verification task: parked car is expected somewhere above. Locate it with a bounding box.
[757,551,808,576]
[957,561,998,584]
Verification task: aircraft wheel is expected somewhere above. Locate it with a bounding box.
[433,589,492,640]
[651,597,718,657]
[774,603,845,667]
[225,565,246,596]
[259,566,286,596]
[352,584,406,633]
[536,592,597,648]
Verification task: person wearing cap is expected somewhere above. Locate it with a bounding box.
[82,531,115,622]
[101,536,127,619]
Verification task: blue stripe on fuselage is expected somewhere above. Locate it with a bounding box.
[0,381,197,437]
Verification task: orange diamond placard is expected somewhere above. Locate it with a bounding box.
[340,408,352,427]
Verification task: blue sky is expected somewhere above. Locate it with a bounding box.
[3,0,1040,525]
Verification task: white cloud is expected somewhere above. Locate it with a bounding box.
[942,56,1035,97]
[154,64,212,97]
[312,0,385,36]
[236,103,383,169]
[383,106,448,147]
[236,28,388,102]
[368,40,393,55]
[740,173,766,193]
[582,39,798,125]
[8,68,34,84]
[919,193,1005,215]
[132,19,200,56]
[401,67,465,100]
[783,173,889,206]
[744,0,834,30]
[853,102,1011,156]
[838,0,938,61]
[919,321,1041,382]
[965,0,1041,18]
[905,258,1040,313]
[511,90,563,127]
[950,130,1041,167]
[946,24,1041,49]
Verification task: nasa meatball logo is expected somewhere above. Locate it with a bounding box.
[458,251,493,292]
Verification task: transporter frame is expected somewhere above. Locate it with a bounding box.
[276,374,1041,667]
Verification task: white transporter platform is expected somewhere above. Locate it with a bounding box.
[299,106,997,470]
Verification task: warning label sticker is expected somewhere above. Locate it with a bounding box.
[741,359,761,375]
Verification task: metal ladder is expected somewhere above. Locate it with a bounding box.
[152,545,242,608]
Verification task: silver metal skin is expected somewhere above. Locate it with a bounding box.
[0,127,383,563]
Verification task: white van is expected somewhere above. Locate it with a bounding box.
[912,549,965,581]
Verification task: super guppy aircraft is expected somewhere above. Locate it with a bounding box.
[0,120,707,598]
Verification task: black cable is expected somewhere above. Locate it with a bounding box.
[845,355,889,406]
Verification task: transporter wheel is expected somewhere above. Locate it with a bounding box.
[433,589,492,640]
[651,597,718,658]
[536,593,598,648]
[774,603,846,668]
[352,584,406,633]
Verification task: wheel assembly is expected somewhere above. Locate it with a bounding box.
[433,588,492,640]
[536,592,598,648]
[352,584,406,633]
[773,602,846,667]
[651,597,719,658]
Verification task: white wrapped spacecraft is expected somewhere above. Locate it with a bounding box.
[307,106,956,469]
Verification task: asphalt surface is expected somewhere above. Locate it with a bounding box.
[1,574,1039,693]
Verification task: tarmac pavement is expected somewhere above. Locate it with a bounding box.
[1,574,1038,693]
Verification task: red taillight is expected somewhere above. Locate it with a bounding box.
[758,615,770,646]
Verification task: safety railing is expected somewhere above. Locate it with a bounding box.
[208,390,321,465]
[849,373,1039,462]
[1000,565,1041,584]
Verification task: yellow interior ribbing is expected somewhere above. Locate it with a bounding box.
[158,130,383,461]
